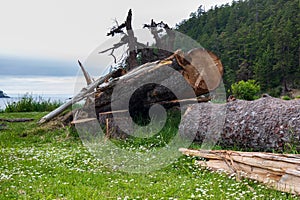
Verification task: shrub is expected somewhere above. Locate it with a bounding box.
[4,94,62,113]
[231,80,261,100]
[281,95,291,100]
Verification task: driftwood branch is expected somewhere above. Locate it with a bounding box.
[143,19,173,49]
[78,60,93,85]
[125,9,138,70]
[179,148,300,195]
[107,22,126,37]
[38,71,115,124]
[99,36,128,54]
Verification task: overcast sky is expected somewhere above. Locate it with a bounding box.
[0,0,232,62]
[0,0,232,96]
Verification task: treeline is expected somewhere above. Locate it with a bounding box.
[177,0,299,96]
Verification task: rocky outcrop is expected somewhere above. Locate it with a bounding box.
[0,90,10,98]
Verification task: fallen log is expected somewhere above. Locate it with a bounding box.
[180,97,300,152]
[95,48,223,117]
[179,148,300,195]
[0,118,34,122]
[38,71,114,124]
[39,47,223,125]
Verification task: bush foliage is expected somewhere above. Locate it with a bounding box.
[231,80,261,100]
[281,96,291,100]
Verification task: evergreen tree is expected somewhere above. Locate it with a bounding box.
[177,0,300,97]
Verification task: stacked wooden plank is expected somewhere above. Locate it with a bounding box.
[179,148,300,195]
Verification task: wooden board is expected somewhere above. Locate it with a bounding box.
[179,148,300,195]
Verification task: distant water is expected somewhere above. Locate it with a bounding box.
[0,95,71,110]
[0,75,89,110]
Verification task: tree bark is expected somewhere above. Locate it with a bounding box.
[180,97,300,152]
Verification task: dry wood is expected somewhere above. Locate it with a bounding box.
[71,118,97,125]
[0,118,34,122]
[175,49,223,95]
[78,60,93,85]
[99,110,128,116]
[38,71,115,124]
[125,9,138,70]
[95,49,223,115]
[106,118,109,137]
[179,148,300,195]
[148,97,212,106]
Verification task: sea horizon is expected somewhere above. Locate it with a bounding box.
[0,74,88,96]
[0,73,93,110]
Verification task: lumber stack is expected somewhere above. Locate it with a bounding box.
[179,148,300,195]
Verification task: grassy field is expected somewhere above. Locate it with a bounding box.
[0,112,298,200]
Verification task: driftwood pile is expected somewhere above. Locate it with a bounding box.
[38,9,224,125]
[180,148,300,195]
[38,10,300,151]
[36,10,300,151]
[36,9,300,195]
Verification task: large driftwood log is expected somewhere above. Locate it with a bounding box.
[180,97,300,152]
[179,148,300,195]
[39,48,222,125]
[95,48,223,117]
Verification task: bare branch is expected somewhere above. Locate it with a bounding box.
[107,22,126,37]
[78,60,93,85]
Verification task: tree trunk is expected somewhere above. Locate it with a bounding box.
[180,97,300,152]
[125,9,138,70]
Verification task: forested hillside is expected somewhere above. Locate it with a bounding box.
[177,0,299,97]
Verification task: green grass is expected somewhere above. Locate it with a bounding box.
[0,112,298,199]
[4,94,62,113]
